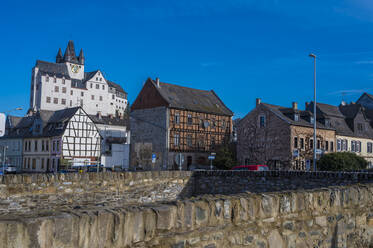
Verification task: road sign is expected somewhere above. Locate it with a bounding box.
[0,113,5,137]
[208,155,215,160]
[152,153,156,163]
[315,149,323,155]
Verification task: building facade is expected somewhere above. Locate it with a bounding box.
[237,99,335,170]
[2,107,101,172]
[130,78,233,170]
[309,101,373,167]
[30,40,127,117]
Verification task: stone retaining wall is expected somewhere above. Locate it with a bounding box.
[0,183,372,247]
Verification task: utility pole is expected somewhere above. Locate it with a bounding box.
[309,53,317,171]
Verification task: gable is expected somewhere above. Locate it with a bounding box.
[131,79,169,111]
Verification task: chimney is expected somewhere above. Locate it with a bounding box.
[156,77,160,88]
[256,98,261,107]
[292,102,298,110]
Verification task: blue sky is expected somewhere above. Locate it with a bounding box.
[2,0,373,118]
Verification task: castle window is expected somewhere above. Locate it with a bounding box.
[102,85,105,90]
[96,84,99,89]
[310,117,314,124]
[53,98,58,104]
[81,92,84,97]
[294,114,299,121]
[53,77,56,83]
[99,96,103,101]
[70,100,72,106]
[62,87,66,93]
[54,86,59,92]
[46,97,51,103]
[112,95,115,100]
[300,138,304,149]
[90,83,93,88]
[310,139,313,149]
[357,123,364,131]
[62,78,65,84]
[46,76,49,82]
[70,90,73,95]
[61,99,66,105]
[91,95,95,100]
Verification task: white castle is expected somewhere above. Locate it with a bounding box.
[29,40,127,117]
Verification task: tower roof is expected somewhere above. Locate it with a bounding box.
[56,48,63,63]
[63,40,78,63]
[78,48,85,65]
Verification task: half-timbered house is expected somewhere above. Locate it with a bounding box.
[131,78,233,170]
[2,107,101,172]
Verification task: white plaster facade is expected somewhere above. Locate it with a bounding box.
[30,41,127,117]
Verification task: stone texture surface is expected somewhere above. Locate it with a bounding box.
[0,171,372,247]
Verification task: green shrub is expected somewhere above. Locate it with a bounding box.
[317,152,368,171]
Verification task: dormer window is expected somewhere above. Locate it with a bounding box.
[310,117,314,124]
[294,114,299,121]
[325,119,330,127]
[357,123,364,131]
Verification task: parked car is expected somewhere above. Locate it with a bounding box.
[5,166,17,174]
[231,165,269,171]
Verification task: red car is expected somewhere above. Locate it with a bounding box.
[231,165,269,171]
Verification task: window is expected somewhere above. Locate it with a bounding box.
[55,86,59,92]
[294,137,298,148]
[41,158,45,170]
[96,77,98,81]
[56,140,60,151]
[317,140,320,149]
[211,137,216,148]
[351,141,356,152]
[174,133,180,146]
[32,159,36,170]
[70,90,73,95]
[175,113,180,124]
[52,141,56,152]
[325,141,329,151]
[102,85,105,90]
[187,135,193,147]
[330,141,334,151]
[310,139,313,149]
[337,139,341,151]
[62,78,65,84]
[41,140,44,151]
[357,141,361,152]
[300,138,304,149]
[259,115,266,128]
[46,140,49,151]
[325,119,330,127]
[187,114,193,125]
[222,120,226,129]
[366,142,371,154]
[91,95,95,100]
[90,83,93,88]
[294,114,299,121]
[61,99,66,105]
[62,87,66,93]
[70,100,72,106]
[112,95,115,100]
[53,98,58,104]
[96,84,99,89]
[100,78,102,82]
[45,75,49,82]
[343,139,348,151]
[53,77,56,83]
[46,97,51,103]
[81,92,84,97]
[99,96,103,101]
[34,140,38,152]
[310,117,314,124]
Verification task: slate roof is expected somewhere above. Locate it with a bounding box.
[2,108,81,139]
[149,78,233,116]
[89,115,128,127]
[107,80,127,94]
[314,102,345,118]
[261,103,333,130]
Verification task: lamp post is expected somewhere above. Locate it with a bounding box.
[309,53,317,171]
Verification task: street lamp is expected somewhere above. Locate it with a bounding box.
[309,53,317,171]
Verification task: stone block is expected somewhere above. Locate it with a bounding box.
[153,205,177,231]
[315,216,327,228]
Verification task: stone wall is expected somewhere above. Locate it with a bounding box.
[0,171,372,247]
[0,182,372,247]
[0,171,193,214]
